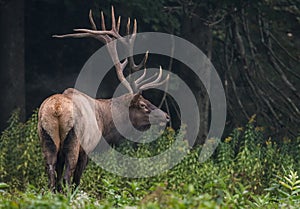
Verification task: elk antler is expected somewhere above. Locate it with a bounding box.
[53,6,169,93]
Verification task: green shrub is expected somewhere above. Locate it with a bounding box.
[0,110,299,208]
[0,110,46,190]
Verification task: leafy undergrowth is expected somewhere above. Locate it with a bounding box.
[0,111,299,208]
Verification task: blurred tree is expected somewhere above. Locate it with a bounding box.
[0,0,25,131]
[215,0,300,138]
[99,0,300,141]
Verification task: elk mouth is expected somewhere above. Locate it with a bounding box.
[159,121,166,126]
[137,124,151,131]
[150,110,170,127]
[150,117,169,127]
[135,117,168,131]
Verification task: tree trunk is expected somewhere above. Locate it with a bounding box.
[0,0,25,130]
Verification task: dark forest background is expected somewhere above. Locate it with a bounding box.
[0,0,299,143]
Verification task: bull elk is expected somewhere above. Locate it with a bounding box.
[38,7,170,191]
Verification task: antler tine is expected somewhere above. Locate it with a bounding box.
[126,18,148,72]
[126,18,131,35]
[117,16,121,32]
[140,74,170,91]
[135,68,147,84]
[109,6,121,39]
[138,66,170,91]
[111,6,116,31]
[89,10,97,30]
[147,67,163,84]
[133,19,137,35]
[135,71,159,88]
[100,11,106,30]
[129,51,148,71]
[52,33,94,38]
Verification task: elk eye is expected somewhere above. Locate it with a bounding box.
[139,103,147,109]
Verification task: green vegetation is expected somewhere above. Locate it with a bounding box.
[0,111,299,208]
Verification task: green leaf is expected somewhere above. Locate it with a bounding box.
[278,189,290,198]
[279,181,293,190]
[0,182,9,189]
[283,176,295,186]
[291,189,300,195]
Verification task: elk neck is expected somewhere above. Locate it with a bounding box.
[95,93,133,143]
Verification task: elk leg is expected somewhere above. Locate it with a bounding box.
[40,128,58,191]
[47,163,56,191]
[63,149,79,186]
[73,147,88,187]
[62,128,80,187]
[55,151,64,192]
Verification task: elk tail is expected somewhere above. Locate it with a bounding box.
[39,116,61,154]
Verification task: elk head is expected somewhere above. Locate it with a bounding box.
[129,93,170,131]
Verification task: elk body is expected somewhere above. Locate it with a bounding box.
[38,7,169,191]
